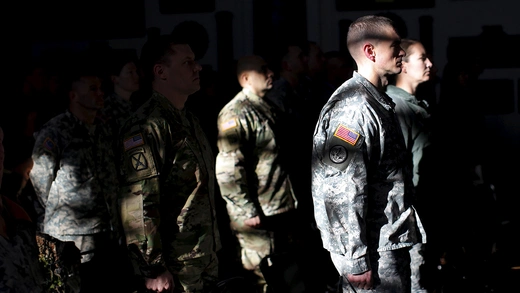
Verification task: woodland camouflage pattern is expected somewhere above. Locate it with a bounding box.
[311,72,427,275]
[119,91,221,278]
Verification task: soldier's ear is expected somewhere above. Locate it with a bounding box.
[363,43,375,62]
[238,72,248,87]
[68,90,76,102]
[154,64,166,80]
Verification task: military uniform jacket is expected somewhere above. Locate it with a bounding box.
[119,91,221,276]
[215,88,297,227]
[30,110,120,237]
[386,85,431,187]
[98,92,133,135]
[312,72,427,274]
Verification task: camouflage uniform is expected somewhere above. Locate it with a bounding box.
[98,92,134,171]
[98,92,133,136]
[119,91,221,292]
[30,110,122,263]
[312,72,427,292]
[0,195,46,293]
[215,88,298,291]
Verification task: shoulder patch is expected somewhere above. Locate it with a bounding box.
[131,152,148,171]
[43,137,56,151]
[334,125,360,146]
[329,145,348,164]
[322,124,363,171]
[124,133,144,151]
[220,118,237,131]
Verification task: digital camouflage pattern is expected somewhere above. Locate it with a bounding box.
[30,110,122,259]
[98,92,134,173]
[98,92,133,143]
[99,92,133,129]
[333,245,427,293]
[119,91,221,280]
[311,72,427,275]
[0,195,46,293]
[215,88,297,224]
[385,85,432,187]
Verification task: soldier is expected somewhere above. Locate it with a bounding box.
[311,15,428,292]
[215,55,299,292]
[29,59,126,293]
[385,38,436,292]
[385,38,434,188]
[118,34,221,293]
[98,50,141,136]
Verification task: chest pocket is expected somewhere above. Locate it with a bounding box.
[60,140,94,184]
[256,120,276,150]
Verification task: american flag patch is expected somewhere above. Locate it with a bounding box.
[124,133,144,151]
[221,119,237,131]
[334,125,360,146]
[43,137,55,151]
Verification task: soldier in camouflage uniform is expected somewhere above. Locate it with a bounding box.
[118,35,221,293]
[1,126,46,292]
[98,50,140,136]
[385,39,436,292]
[215,55,299,293]
[99,51,141,176]
[311,15,428,293]
[29,63,127,293]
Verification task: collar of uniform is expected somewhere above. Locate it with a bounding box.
[105,92,132,108]
[151,90,184,115]
[352,71,395,111]
[64,110,101,136]
[151,90,190,127]
[242,88,262,103]
[386,85,419,105]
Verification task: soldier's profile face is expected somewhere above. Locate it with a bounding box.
[73,76,104,110]
[115,61,140,93]
[402,43,433,84]
[249,63,273,94]
[165,44,202,96]
[374,27,404,76]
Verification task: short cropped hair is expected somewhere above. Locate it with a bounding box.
[139,34,177,83]
[346,15,396,58]
[235,55,265,81]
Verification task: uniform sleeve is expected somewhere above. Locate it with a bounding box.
[215,112,259,222]
[118,123,165,277]
[30,129,60,210]
[313,106,371,274]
